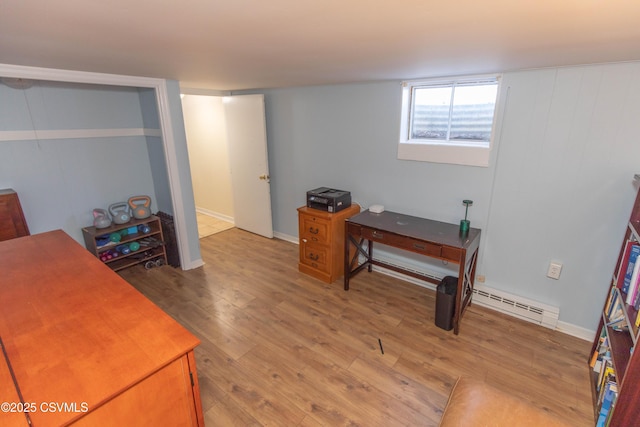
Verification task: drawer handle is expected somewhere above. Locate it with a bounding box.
[309,227,319,234]
[372,231,384,239]
[308,253,319,261]
[413,243,426,250]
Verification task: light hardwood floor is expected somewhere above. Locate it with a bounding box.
[119,228,594,426]
[196,213,234,238]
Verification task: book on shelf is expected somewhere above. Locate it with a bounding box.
[592,330,610,375]
[625,254,640,305]
[606,289,629,331]
[618,241,638,291]
[607,316,629,332]
[634,284,640,311]
[605,287,617,319]
[593,358,603,375]
[605,289,628,331]
[596,359,615,395]
[606,290,623,322]
[596,381,618,427]
[597,361,615,395]
[590,330,606,368]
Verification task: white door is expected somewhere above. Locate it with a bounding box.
[224,94,273,238]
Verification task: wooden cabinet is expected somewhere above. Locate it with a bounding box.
[298,204,360,283]
[0,354,26,426]
[0,230,203,426]
[0,188,29,241]
[589,175,640,425]
[82,215,167,271]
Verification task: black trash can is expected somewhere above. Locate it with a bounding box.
[435,276,458,331]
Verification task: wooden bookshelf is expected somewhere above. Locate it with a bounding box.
[589,175,640,426]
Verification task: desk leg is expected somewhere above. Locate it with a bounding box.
[344,226,350,290]
[465,250,478,309]
[344,232,371,290]
[454,261,465,335]
[453,248,479,335]
[367,240,373,272]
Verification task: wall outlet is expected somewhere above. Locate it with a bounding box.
[547,262,562,280]
[476,275,486,283]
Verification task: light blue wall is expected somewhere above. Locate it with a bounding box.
[1,81,145,130]
[138,87,173,214]
[255,62,640,332]
[0,81,160,244]
[3,61,639,332]
[485,63,640,331]
[261,82,496,234]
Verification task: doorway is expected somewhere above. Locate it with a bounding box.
[181,94,235,238]
[181,93,273,239]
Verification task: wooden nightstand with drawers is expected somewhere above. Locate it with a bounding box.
[297,204,360,283]
[0,188,29,242]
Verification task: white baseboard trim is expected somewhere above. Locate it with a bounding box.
[372,264,438,291]
[195,207,234,224]
[274,231,298,244]
[555,321,595,342]
[182,258,205,270]
[364,254,593,341]
[278,231,594,341]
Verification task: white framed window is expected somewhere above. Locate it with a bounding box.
[398,75,501,167]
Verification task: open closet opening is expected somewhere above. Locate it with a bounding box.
[0,63,203,270]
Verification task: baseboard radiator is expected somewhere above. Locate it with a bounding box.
[472,284,559,329]
[369,257,560,330]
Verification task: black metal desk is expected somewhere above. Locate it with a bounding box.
[344,209,481,334]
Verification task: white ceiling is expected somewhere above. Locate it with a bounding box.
[2,0,640,91]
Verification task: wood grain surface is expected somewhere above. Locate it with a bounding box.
[120,227,593,427]
[0,230,201,426]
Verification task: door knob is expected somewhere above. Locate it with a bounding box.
[259,174,270,181]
